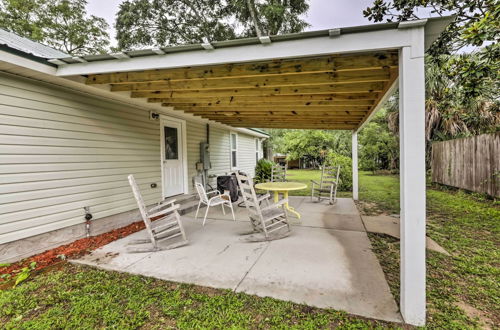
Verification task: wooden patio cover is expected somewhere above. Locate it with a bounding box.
[86,51,398,130]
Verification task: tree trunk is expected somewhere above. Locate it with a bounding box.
[246,0,263,37]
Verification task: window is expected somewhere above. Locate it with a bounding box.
[230,132,238,169]
[255,139,260,163]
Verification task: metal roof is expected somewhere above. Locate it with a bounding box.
[54,16,453,65]
[0,29,68,59]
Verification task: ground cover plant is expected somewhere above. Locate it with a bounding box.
[0,263,396,329]
[357,172,500,329]
[1,171,497,328]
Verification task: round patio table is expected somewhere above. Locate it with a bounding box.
[255,182,307,219]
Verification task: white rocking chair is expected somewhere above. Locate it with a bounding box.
[127,174,188,252]
[311,165,341,204]
[194,182,235,226]
[271,163,287,182]
[235,172,291,241]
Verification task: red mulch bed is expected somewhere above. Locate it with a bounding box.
[0,220,147,282]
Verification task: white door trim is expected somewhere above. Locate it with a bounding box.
[160,115,189,198]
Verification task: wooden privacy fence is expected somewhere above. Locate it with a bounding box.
[431,132,499,197]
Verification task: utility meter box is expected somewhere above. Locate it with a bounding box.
[200,142,211,170]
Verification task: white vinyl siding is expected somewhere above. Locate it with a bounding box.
[237,134,258,177]
[0,73,162,244]
[0,72,266,244]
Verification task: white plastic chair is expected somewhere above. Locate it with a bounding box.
[195,182,235,226]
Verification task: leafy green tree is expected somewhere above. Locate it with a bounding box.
[358,110,399,172]
[0,0,110,55]
[227,0,310,37]
[364,0,499,97]
[116,0,236,49]
[273,130,351,168]
[116,0,310,49]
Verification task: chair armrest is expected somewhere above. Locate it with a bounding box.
[257,193,271,201]
[148,199,176,213]
[261,198,288,211]
[149,204,180,219]
[310,180,319,185]
[206,190,220,196]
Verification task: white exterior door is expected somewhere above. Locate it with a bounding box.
[161,118,186,197]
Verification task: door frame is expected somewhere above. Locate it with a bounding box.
[160,115,189,198]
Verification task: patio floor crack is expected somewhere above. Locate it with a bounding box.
[233,242,270,292]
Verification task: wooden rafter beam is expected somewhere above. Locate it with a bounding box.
[182,110,368,116]
[172,105,371,112]
[133,92,379,102]
[86,52,398,85]
[154,100,375,107]
[109,69,392,92]
[227,123,357,129]
[128,82,386,98]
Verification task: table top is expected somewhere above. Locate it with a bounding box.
[255,181,307,191]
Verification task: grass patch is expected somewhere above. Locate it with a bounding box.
[286,169,352,198]
[0,263,397,329]
[358,173,500,329]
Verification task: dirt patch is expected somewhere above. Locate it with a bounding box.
[0,220,147,283]
[455,301,495,329]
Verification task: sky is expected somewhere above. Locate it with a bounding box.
[86,0,376,46]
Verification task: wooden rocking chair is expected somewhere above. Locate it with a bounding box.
[235,172,291,241]
[127,174,188,253]
[271,163,287,182]
[311,165,341,205]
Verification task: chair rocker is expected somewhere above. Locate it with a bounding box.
[194,182,235,226]
[235,172,291,241]
[127,174,188,253]
[311,165,341,205]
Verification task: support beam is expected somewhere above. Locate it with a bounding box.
[352,131,359,200]
[399,42,426,325]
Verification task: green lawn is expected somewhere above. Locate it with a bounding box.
[1,171,498,329]
[285,169,352,197]
[357,172,499,329]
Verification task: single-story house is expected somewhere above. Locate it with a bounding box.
[0,29,268,262]
[0,16,453,325]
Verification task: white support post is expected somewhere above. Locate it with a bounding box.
[399,35,426,325]
[352,131,359,201]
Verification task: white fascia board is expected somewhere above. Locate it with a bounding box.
[0,50,56,75]
[56,28,416,76]
[235,128,269,138]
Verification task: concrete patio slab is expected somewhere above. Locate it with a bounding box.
[235,226,401,322]
[72,197,402,323]
[361,215,451,256]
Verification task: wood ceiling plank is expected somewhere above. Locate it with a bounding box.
[128,82,386,97]
[132,93,380,101]
[86,52,398,84]
[110,69,391,92]
[174,105,371,112]
[155,100,374,107]
[183,110,368,116]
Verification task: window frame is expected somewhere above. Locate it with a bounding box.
[230,132,238,170]
[255,138,260,163]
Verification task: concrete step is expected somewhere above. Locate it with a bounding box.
[178,200,200,216]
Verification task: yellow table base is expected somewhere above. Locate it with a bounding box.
[272,191,301,219]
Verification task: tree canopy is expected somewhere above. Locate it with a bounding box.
[364,0,499,98]
[116,0,309,49]
[0,0,110,55]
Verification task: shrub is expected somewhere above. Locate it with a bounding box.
[254,158,274,183]
[325,152,352,191]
